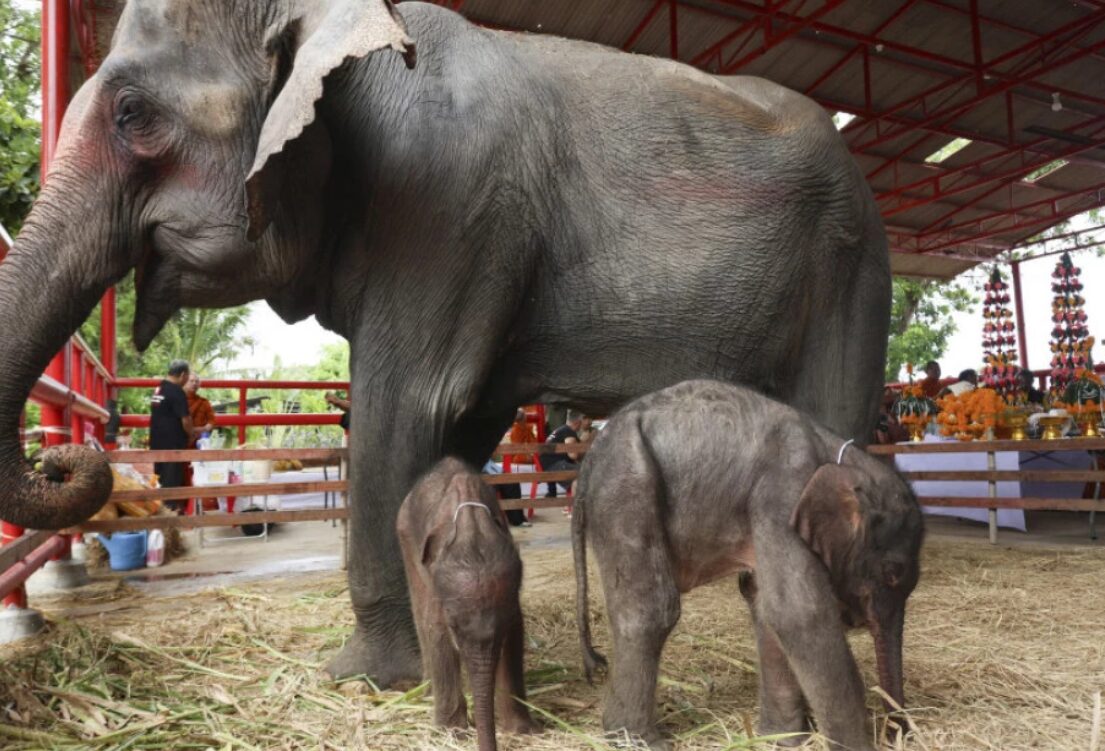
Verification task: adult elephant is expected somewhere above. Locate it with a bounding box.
[0,0,890,685]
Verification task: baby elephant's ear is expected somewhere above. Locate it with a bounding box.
[246,0,416,240]
[791,464,862,573]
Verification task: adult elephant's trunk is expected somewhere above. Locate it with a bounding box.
[465,645,501,751]
[0,168,122,529]
[869,603,906,711]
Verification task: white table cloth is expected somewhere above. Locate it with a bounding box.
[893,435,1027,532]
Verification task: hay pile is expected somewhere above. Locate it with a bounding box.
[1,539,1103,750]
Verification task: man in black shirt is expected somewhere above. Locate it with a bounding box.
[543,410,591,498]
[150,360,194,499]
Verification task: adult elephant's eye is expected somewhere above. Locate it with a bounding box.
[114,92,152,132]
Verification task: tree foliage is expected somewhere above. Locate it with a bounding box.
[0,0,41,233]
[885,277,976,382]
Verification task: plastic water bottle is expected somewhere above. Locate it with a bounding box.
[146,530,165,567]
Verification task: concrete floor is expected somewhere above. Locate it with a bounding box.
[54,501,1101,604]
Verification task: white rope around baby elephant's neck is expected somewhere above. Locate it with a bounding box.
[453,501,492,525]
[837,439,855,465]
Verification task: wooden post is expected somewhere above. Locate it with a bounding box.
[987,450,998,544]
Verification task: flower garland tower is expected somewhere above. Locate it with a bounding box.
[1048,252,1091,397]
[980,267,1018,400]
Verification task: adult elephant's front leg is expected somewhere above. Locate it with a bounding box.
[325,374,513,687]
[325,381,453,686]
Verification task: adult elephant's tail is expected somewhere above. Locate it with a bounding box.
[573,487,606,684]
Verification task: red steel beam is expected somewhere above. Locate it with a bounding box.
[696,0,1105,110]
[915,182,1105,252]
[669,0,679,59]
[114,378,350,390]
[921,0,1105,67]
[969,0,983,95]
[910,124,1105,232]
[623,0,665,51]
[119,413,344,429]
[803,0,920,97]
[850,21,1105,154]
[881,117,1105,219]
[718,0,848,73]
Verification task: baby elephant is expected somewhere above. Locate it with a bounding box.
[574,380,923,751]
[397,457,538,751]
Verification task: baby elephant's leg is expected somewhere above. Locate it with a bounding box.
[738,573,809,745]
[409,569,467,729]
[598,541,681,750]
[752,542,873,751]
[495,612,539,734]
[424,624,467,728]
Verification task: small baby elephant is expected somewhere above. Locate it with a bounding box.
[397,458,538,751]
[574,380,923,751]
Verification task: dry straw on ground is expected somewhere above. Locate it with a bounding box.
[1,538,1103,750]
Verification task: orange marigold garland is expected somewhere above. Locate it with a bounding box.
[935,387,1003,441]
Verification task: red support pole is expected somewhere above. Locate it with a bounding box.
[39,0,71,452]
[101,287,117,377]
[238,388,248,446]
[1011,261,1030,372]
[1,522,28,608]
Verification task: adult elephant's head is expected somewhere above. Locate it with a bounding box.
[0,0,414,529]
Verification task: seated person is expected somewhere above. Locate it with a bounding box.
[544,410,591,498]
[1017,369,1046,407]
[919,360,943,398]
[942,368,978,397]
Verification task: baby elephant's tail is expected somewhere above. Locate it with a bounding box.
[572,490,607,684]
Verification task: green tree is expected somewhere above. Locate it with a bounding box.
[0,0,41,233]
[885,277,976,382]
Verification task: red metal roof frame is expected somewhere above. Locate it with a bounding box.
[429,0,1105,279]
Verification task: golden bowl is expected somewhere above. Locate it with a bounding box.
[1037,415,1068,441]
[1002,410,1029,441]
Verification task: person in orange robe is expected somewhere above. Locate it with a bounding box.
[184,374,217,447]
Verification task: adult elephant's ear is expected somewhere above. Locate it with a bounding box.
[791,465,862,574]
[246,0,416,240]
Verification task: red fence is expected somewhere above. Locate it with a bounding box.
[115,378,349,445]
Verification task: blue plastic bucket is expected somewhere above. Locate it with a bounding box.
[97,531,148,571]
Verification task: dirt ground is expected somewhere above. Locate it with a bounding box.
[2,510,1104,750]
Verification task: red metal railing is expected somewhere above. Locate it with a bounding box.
[115,379,350,445]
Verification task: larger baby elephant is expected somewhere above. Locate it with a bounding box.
[397,458,537,751]
[574,381,923,751]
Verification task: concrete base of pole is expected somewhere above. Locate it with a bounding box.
[0,606,46,644]
[26,559,90,594]
[71,539,89,563]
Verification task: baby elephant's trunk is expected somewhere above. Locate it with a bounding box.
[871,603,906,711]
[465,644,502,751]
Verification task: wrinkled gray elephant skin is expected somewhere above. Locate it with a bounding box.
[0,0,890,685]
[574,380,923,751]
[397,458,537,751]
